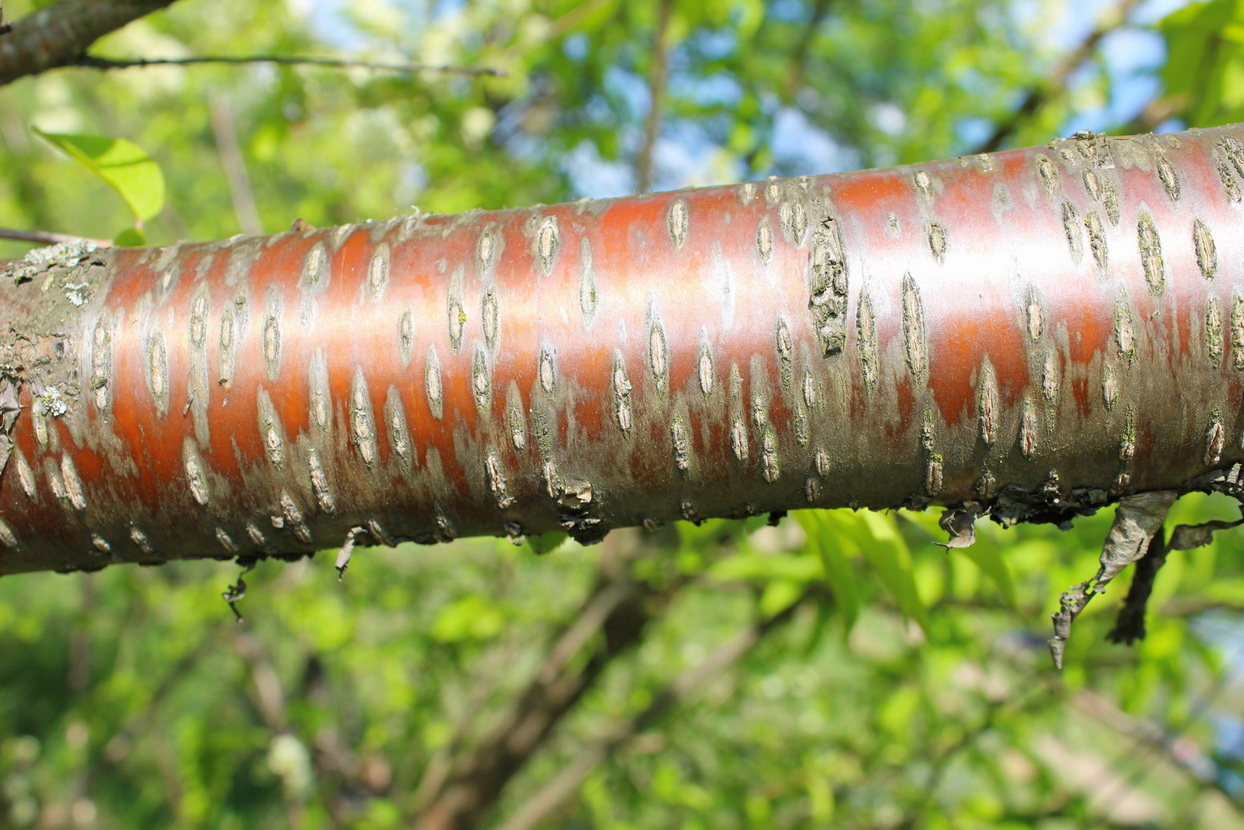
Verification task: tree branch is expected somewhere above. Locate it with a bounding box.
[0,227,111,247]
[636,0,674,193]
[973,0,1143,153]
[209,94,264,237]
[75,54,505,77]
[414,532,683,830]
[781,0,834,97]
[0,0,179,87]
[497,591,809,830]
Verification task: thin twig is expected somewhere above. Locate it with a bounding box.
[636,0,673,193]
[1074,685,1242,806]
[781,0,834,96]
[0,227,111,247]
[76,54,505,77]
[973,0,1143,154]
[498,592,810,830]
[209,93,264,236]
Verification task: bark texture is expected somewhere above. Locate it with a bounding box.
[3,123,1244,576]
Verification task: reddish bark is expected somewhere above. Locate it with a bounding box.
[2,123,1243,576]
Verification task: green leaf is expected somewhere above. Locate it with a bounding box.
[951,543,1017,609]
[758,579,803,619]
[431,594,505,642]
[112,227,146,247]
[795,511,861,637]
[526,530,569,555]
[34,129,165,221]
[854,512,931,634]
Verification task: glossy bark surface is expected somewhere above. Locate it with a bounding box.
[2,123,1243,575]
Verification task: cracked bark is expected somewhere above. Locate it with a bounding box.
[2,123,1244,577]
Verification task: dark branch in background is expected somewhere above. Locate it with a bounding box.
[973,0,1143,154]
[636,0,673,193]
[0,0,179,87]
[209,94,264,237]
[1108,510,1244,645]
[414,531,683,830]
[739,0,834,179]
[76,54,506,77]
[781,0,833,97]
[0,227,110,247]
[497,590,811,830]
[1106,531,1168,645]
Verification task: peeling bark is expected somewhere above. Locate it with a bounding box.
[3,124,1244,577]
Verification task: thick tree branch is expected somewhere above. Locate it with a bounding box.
[0,0,179,87]
[1,123,1243,632]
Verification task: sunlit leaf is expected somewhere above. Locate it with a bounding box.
[853,512,931,634]
[34,129,165,221]
[112,227,146,247]
[796,511,862,637]
[759,579,803,619]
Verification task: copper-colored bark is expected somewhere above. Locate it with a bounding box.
[2,124,1243,576]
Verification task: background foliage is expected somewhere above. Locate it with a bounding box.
[2,0,1244,826]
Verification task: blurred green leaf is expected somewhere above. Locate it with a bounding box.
[527,530,569,555]
[33,129,165,221]
[431,594,505,642]
[951,543,1018,609]
[112,227,146,247]
[796,511,862,637]
[759,579,803,619]
[850,512,932,635]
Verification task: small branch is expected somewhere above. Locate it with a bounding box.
[76,54,506,78]
[1106,530,1168,645]
[414,532,681,830]
[973,0,1144,154]
[0,227,111,247]
[781,0,834,97]
[1074,686,1241,806]
[233,628,288,733]
[636,0,674,193]
[209,94,264,237]
[498,592,810,830]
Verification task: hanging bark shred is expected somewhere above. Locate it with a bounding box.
[1047,489,1177,668]
[2,124,1244,594]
